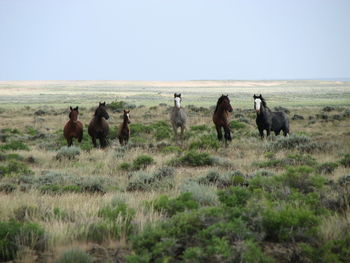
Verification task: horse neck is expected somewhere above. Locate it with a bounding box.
[216,104,228,114]
[94,114,104,122]
[122,118,129,127]
[257,104,270,117]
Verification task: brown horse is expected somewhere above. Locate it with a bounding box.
[213,95,233,143]
[117,109,131,146]
[88,102,109,148]
[63,106,83,146]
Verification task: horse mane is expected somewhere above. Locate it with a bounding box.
[214,95,227,113]
[260,96,267,108]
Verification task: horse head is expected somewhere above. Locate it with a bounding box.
[219,94,233,113]
[95,102,109,120]
[69,106,79,123]
[174,93,182,109]
[123,109,131,124]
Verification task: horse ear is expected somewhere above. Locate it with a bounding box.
[103,102,106,106]
[75,106,79,111]
[70,106,73,111]
[174,93,176,97]
[259,94,262,98]
[179,93,181,97]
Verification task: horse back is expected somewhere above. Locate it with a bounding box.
[271,111,289,130]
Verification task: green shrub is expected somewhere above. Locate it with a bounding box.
[119,162,132,171]
[0,140,29,151]
[0,153,23,162]
[0,221,46,261]
[150,121,172,141]
[262,205,319,242]
[189,134,220,151]
[12,205,40,222]
[267,135,311,151]
[254,154,317,168]
[0,160,33,177]
[25,126,39,136]
[190,125,211,133]
[317,162,339,174]
[108,101,136,113]
[98,200,135,238]
[1,128,21,134]
[0,183,16,193]
[280,166,326,194]
[197,170,246,188]
[55,248,93,263]
[133,155,154,170]
[241,240,275,263]
[153,166,175,180]
[129,123,152,137]
[180,181,218,205]
[151,193,199,216]
[170,151,214,167]
[230,120,247,129]
[126,170,173,192]
[218,186,252,208]
[84,222,110,244]
[37,172,107,194]
[340,154,350,167]
[160,145,181,154]
[56,146,81,160]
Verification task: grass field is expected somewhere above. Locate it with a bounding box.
[0,80,349,262]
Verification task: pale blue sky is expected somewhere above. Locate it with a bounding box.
[0,0,349,80]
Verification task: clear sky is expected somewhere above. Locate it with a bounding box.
[0,0,349,80]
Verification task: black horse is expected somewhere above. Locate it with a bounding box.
[88,102,110,148]
[253,94,289,139]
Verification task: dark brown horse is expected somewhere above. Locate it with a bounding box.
[117,109,131,146]
[213,95,233,143]
[63,106,83,146]
[88,102,109,148]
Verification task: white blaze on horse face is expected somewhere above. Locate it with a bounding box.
[126,113,130,122]
[174,97,181,109]
[254,98,262,112]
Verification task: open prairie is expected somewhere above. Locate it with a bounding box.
[0,80,350,262]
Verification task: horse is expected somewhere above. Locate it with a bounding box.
[170,93,187,140]
[117,109,130,146]
[63,106,83,147]
[213,94,233,144]
[253,94,290,139]
[88,102,110,148]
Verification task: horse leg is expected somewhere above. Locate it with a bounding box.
[91,136,97,148]
[266,128,271,138]
[100,136,108,148]
[67,137,73,147]
[172,124,178,139]
[78,132,83,143]
[180,125,185,140]
[223,126,232,142]
[216,126,223,141]
[258,128,264,140]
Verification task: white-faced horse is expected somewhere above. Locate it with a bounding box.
[170,93,187,140]
[253,94,289,139]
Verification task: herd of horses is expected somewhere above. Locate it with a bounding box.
[63,94,290,148]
